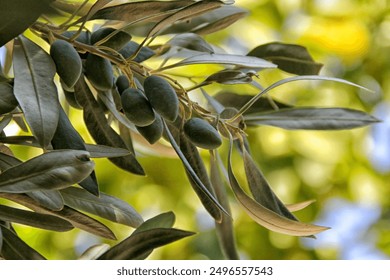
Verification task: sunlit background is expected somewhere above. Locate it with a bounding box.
[1,0,390,259]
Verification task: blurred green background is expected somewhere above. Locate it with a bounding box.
[3,0,390,259]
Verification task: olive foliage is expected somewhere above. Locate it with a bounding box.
[0,0,378,259]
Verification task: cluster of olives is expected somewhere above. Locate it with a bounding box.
[49,27,223,151]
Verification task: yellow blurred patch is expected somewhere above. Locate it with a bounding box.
[300,17,370,64]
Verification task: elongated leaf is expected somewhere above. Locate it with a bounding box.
[236,75,374,117]
[0,83,18,115]
[0,152,65,210]
[134,212,175,234]
[193,8,247,35]
[245,107,380,130]
[167,33,214,53]
[0,226,2,253]
[0,150,94,193]
[52,106,99,195]
[205,69,256,85]
[145,0,223,39]
[227,137,329,236]
[98,228,194,260]
[119,41,155,63]
[161,5,247,35]
[61,187,143,228]
[286,200,316,212]
[90,0,195,23]
[0,205,73,232]
[161,53,277,70]
[27,190,64,211]
[0,0,54,47]
[85,144,130,158]
[78,244,110,260]
[0,224,45,260]
[74,76,144,175]
[247,42,323,75]
[164,121,226,221]
[242,148,297,221]
[0,193,116,240]
[214,92,291,114]
[12,35,60,148]
[210,153,239,260]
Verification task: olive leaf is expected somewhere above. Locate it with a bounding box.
[119,41,156,63]
[0,150,94,193]
[286,200,316,212]
[0,82,18,115]
[247,42,323,75]
[244,107,380,130]
[161,5,247,35]
[0,152,64,210]
[0,205,73,232]
[78,244,110,260]
[12,35,60,148]
[26,190,64,211]
[0,224,45,260]
[89,0,195,23]
[210,152,239,260]
[74,75,145,175]
[52,105,99,196]
[60,187,143,228]
[145,0,224,40]
[204,69,257,85]
[133,211,175,234]
[164,120,226,222]
[235,75,373,117]
[0,0,54,47]
[166,33,214,53]
[84,144,130,158]
[214,91,291,114]
[0,193,116,240]
[161,53,277,70]
[227,137,329,236]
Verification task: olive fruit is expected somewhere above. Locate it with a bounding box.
[143,75,179,122]
[91,27,131,51]
[115,75,129,94]
[184,117,222,150]
[136,114,164,144]
[50,39,82,88]
[0,82,18,114]
[85,54,114,91]
[121,88,155,126]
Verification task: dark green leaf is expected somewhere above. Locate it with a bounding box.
[74,75,145,175]
[164,120,226,222]
[0,205,73,232]
[0,0,54,47]
[247,42,323,75]
[242,148,297,221]
[0,152,21,171]
[85,144,131,158]
[161,5,247,35]
[0,224,45,260]
[90,0,195,23]
[245,107,380,130]
[27,190,64,211]
[61,187,143,228]
[52,106,99,195]
[167,33,214,53]
[119,41,155,63]
[98,228,194,260]
[204,69,256,85]
[210,153,239,260]
[161,53,276,70]
[0,150,94,193]
[0,82,18,115]
[12,35,60,148]
[0,193,116,240]
[133,211,175,234]
[236,75,373,116]
[227,137,329,236]
[213,91,291,114]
